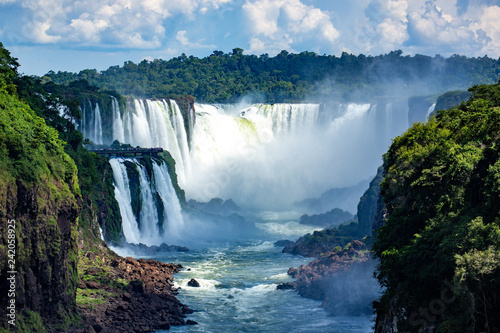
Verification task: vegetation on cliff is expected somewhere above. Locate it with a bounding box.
[44,50,500,103]
[374,82,500,332]
[0,42,81,331]
[0,42,192,332]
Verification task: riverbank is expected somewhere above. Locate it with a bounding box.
[75,249,194,332]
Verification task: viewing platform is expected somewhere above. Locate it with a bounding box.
[90,147,164,158]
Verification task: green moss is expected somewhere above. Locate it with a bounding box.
[76,288,109,307]
[15,311,47,333]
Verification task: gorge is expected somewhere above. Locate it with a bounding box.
[74,95,415,331]
[3,43,500,332]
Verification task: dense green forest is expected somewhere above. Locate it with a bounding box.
[44,50,500,103]
[374,82,500,332]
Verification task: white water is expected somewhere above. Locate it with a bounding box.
[109,158,141,244]
[83,100,408,210]
[121,99,191,186]
[109,158,184,246]
[94,103,103,145]
[152,161,184,240]
[184,102,408,210]
[142,217,375,333]
[80,99,104,145]
[112,96,125,143]
[427,103,436,118]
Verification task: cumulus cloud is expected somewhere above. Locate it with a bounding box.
[10,0,233,48]
[2,0,500,65]
[176,30,216,49]
[358,0,409,52]
[243,0,339,54]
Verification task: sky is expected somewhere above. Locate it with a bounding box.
[1,0,500,76]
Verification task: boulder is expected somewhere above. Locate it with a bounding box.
[187,279,200,287]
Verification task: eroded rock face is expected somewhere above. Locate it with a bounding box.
[0,176,81,329]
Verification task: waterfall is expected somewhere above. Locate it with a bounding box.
[93,103,103,145]
[118,99,191,186]
[152,162,184,239]
[109,158,141,244]
[79,99,104,145]
[183,102,410,209]
[240,103,319,135]
[102,99,410,211]
[109,157,185,245]
[427,103,436,118]
[135,162,161,244]
[112,97,125,143]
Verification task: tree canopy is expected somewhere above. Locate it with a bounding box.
[374,83,500,332]
[44,50,500,103]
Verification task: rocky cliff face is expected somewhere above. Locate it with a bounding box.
[0,85,81,331]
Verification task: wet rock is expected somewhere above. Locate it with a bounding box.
[277,282,296,290]
[91,323,103,332]
[187,278,200,287]
[186,319,198,325]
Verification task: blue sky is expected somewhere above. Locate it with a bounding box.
[1,0,499,76]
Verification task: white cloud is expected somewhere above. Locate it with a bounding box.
[9,0,233,48]
[408,2,475,45]
[176,30,216,49]
[70,17,108,42]
[360,0,409,52]
[470,5,500,55]
[242,0,281,37]
[242,0,339,52]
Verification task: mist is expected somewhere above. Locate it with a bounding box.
[183,101,409,212]
[322,260,381,316]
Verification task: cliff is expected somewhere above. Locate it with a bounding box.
[0,77,81,330]
[373,83,500,332]
[0,43,193,332]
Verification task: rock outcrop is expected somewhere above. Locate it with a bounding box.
[279,241,378,316]
[76,251,194,332]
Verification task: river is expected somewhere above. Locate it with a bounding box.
[142,214,375,333]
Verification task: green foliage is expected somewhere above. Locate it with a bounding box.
[44,50,500,103]
[11,69,124,247]
[434,90,472,113]
[374,83,500,331]
[0,43,81,332]
[0,73,77,187]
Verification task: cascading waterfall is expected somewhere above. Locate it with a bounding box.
[427,103,436,118]
[109,158,141,244]
[184,102,409,209]
[79,99,104,145]
[120,99,191,186]
[109,157,184,245]
[152,162,184,239]
[112,96,125,143]
[241,103,319,135]
[93,103,103,145]
[94,99,409,211]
